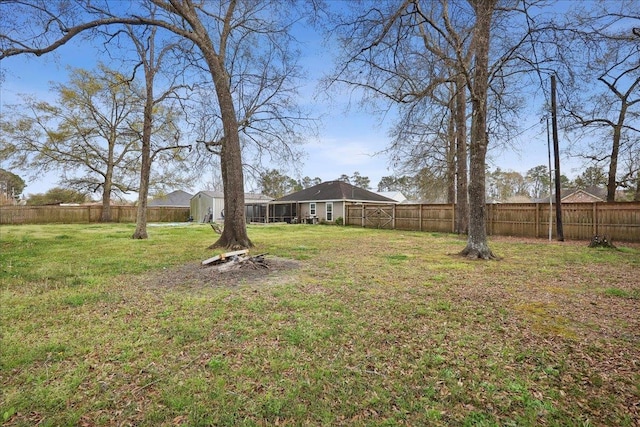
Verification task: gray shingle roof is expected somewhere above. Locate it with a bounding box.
[148,190,193,207]
[191,191,272,202]
[273,181,396,203]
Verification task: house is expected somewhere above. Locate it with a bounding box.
[268,180,397,223]
[534,187,607,203]
[147,190,193,207]
[190,191,272,223]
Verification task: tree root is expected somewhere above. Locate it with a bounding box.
[208,237,254,250]
[588,235,616,249]
[459,244,500,260]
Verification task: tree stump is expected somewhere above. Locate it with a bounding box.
[588,235,616,249]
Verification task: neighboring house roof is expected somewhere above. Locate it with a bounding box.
[273,181,397,203]
[533,187,607,203]
[148,190,193,207]
[505,195,533,203]
[245,193,273,203]
[190,191,272,203]
[376,191,407,203]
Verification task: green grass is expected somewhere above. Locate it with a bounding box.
[1,223,639,426]
[604,287,639,299]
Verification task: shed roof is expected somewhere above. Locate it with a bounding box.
[191,191,272,202]
[376,191,407,203]
[148,190,193,207]
[273,181,396,203]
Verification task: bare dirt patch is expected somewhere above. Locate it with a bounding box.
[491,234,640,249]
[142,256,303,290]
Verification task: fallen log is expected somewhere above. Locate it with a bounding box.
[201,249,249,266]
[215,253,269,272]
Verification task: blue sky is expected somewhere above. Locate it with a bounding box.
[0,7,581,198]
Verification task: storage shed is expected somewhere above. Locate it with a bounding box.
[190,191,272,223]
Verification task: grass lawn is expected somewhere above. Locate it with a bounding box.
[1,223,639,426]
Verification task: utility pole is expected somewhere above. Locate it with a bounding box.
[545,116,553,241]
[551,75,564,241]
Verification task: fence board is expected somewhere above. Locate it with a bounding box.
[345,202,640,242]
[0,206,190,225]
[488,203,538,238]
[595,202,640,241]
[420,204,455,233]
[562,203,596,240]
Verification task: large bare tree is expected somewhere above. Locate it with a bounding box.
[123,22,192,239]
[459,0,497,259]
[326,0,473,234]
[553,2,640,202]
[0,65,144,221]
[0,0,309,249]
[326,0,557,258]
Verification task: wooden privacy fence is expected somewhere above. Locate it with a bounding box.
[0,205,191,225]
[345,202,640,243]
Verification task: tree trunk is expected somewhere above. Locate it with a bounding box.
[454,74,469,235]
[133,168,150,239]
[132,126,151,239]
[101,163,113,222]
[207,58,252,249]
[446,108,456,204]
[459,0,497,260]
[462,136,496,259]
[607,112,625,202]
[212,117,252,249]
[133,72,154,239]
[177,0,252,250]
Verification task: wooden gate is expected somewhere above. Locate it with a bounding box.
[364,205,394,229]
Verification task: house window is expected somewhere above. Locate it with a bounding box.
[310,202,316,216]
[326,202,333,221]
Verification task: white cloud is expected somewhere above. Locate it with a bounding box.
[298,135,391,186]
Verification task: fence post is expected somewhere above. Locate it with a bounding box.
[535,203,540,238]
[486,204,490,235]
[392,204,396,229]
[487,203,494,236]
[451,203,455,233]
[593,203,598,236]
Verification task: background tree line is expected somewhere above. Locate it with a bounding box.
[257,163,617,203]
[4,162,617,206]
